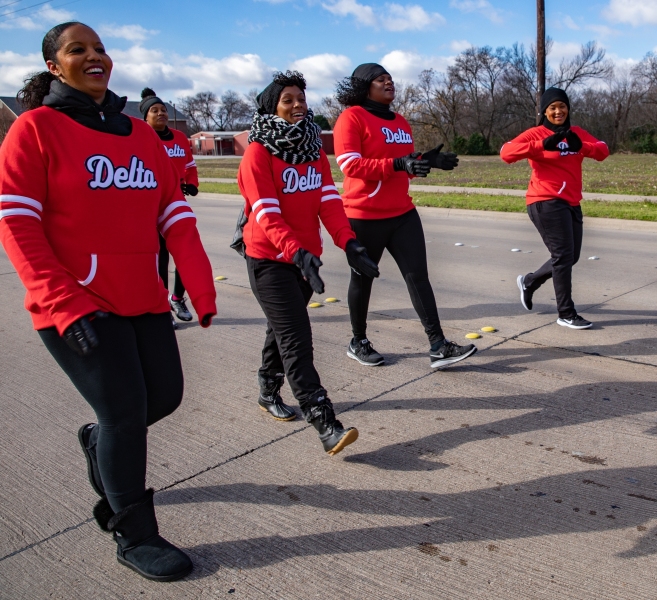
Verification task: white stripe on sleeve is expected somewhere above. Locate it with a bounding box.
[252,198,280,211]
[336,151,361,164]
[338,155,361,172]
[321,194,342,202]
[321,185,338,192]
[158,200,191,224]
[78,254,97,286]
[0,208,42,221]
[161,211,196,234]
[0,195,43,212]
[255,207,282,223]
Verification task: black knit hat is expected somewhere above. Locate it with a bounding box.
[539,87,570,114]
[256,71,307,115]
[139,87,166,119]
[352,63,390,83]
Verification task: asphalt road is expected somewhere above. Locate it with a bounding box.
[1,194,656,599]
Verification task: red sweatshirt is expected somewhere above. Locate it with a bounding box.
[161,128,199,186]
[500,125,609,206]
[0,108,216,334]
[237,142,355,262]
[333,106,415,219]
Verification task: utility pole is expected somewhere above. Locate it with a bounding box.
[536,0,546,125]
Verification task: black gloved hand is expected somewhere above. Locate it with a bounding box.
[565,129,582,153]
[200,314,213,327]
[542,128,569,151]
[181,183,198,197]
[393,152,431,177]
[62,311,107,356]
[293,248,325,294]
[345,239,380,279]
[422,143,459,170]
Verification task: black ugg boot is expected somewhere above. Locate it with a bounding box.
[107,489,193,582]
[78,423,105,497]
[300,390,358,456]
[258,372,296,421]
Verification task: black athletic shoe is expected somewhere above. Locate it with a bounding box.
[430,340,477,369]
[258,373,296,421]
[170,314,178,330]
[517,275,533,311]
[169,294,192,322]
[78,423,105,497]
[347,338,384,366]
[557,315,592,329]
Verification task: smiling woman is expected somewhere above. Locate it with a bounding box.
[2,21,217,582]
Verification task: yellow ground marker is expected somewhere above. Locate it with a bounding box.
[308,302,323,308]
[481,326,497,332]
[214,276,227,281]
[325,298,339,303]
[465,333,481,339]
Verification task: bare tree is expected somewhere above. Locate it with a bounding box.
[215,90,252,130]
[178,92,220,133]
[315,95,343,127]
[550,41,613,91]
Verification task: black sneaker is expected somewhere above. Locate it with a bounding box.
[347,338,384,366]
[169,294,192,322]
[78,423,105,497]
[517,275,533,311]
[170,314,178,330]
[557,315,592,329]
[430,340,477,369]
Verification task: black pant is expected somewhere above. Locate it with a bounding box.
[348,208,445,346]
[158,234,185,298]
[38,313,183,512]
[524,199,583,319]
[247,256,324,402]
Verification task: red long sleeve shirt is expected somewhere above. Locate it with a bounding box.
[237,142,355,262]
[333,106,415,220]
[500,125,609,206]
[162,128,198,186]
[0,108,216,334]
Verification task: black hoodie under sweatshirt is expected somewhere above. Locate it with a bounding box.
[42,80,132,136]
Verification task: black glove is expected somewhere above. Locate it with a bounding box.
[200,314,213,327]
[345,239,379,279]
[422,144,459,170]
[62,311,107,356]
[392,152,431,177]
[293,248,325,294]
[181,183,198,197]
[565,129,582,153]
[542,128,569,151]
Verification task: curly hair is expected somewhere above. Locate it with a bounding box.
[272,70,307,91]
[335,76,370,107]
[17,21,85,111]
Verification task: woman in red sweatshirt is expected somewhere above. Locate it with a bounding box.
[501,87,609,329]
[140,87,199,327]
[0,22,216,581]
[238,71,378,456]
[333,63,476,369]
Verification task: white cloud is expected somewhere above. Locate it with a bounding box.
[0,3,75,30]
[450,39,471,53]
[448,0,502,23]
[604,0,657,25]
[321,0,444,31]
[548,41,581,66]
[0,51,43,95]
[99,24,159,43]
[288,53,351,87]
[563,15,579,30]
[379,49,454,82]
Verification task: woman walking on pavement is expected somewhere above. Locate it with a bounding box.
[0,22,216,581]
[140,87,199,328]
[238,70,378,455]
[501,87,609,329]
[333,63,477,369]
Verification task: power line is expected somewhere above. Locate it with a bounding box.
[0,0,83,23]
[0,1,27,10]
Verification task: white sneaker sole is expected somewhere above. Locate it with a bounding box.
[347,349,384,366]
[517,275,530,311]
[430,346,477,369]
[556,318,592,329]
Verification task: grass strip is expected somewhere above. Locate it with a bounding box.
[199,183,657,222]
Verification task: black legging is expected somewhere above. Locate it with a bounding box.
[38,312,183,512]
[348,208,445,346]
[524,199,583,319]
[159,234,185,298]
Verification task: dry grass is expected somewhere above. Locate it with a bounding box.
[197,154,657,196]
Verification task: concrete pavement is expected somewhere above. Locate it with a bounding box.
[1,193,657,599]
[199,178,657,203]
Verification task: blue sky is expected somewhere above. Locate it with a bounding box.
[1,0,656,104]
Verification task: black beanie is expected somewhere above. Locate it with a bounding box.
[539,87,570,114]
[139,87,166,119]
[351,63,390,83]
[256,71,307,115]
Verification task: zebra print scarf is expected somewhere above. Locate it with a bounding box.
[248,109,322,164]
